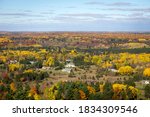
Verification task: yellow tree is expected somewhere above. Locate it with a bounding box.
[112,84,127,99]
[128,86,139,99]
[91,55,102,65]
[118,66,134,75]
[70,50,77,56]
[79,90,87,100]
[10,82,16,92]
[87,86,96,94]
[23,69,34,74]
[44,85,58,100]
[0,56,7,63]
[113,84,139,99]
[99,84,104,93]
[84,54,91,63]
[8,63,23,72]
[143,68,150,77]
[102,61,112,69]
[43,57,54,67]
[28,86,41,100]
[0,37,13,43]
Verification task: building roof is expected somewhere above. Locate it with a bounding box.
[65,63,75,68]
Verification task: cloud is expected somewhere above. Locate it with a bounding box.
[127,12,150,21]
[53,12,150,24]
[62,13,106,17]
[108,12,150,22]
[58,13,113,22]
[85,1,134,6]
[66,6,77,8]
[130,8,150,12]
[102,8,150,12]
[23,10,32,13]
[0,12,43,17]
[61,13,127,18]
[1,11,149,25]
[40,11,54,15]
[52,13,128,23]
[108,2,133,6]
[85,1,104,5]
[53,16,86,22]
[51,12,150,24]
[122,17,150,22]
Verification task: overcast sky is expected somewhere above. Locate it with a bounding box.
[0,0,150,31]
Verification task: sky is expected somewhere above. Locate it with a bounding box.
[0,0,150,31]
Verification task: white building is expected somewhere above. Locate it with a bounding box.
[9,60,18,64]
[142,80,150,85]
[42,66,50,70]
[108,68,118,73]
[65,62,75,68]
[62,67,72,73]
[62,60,75,73]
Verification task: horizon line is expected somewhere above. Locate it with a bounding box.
[0,31,150,33]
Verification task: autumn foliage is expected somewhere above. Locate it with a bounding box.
[0,32,150,100]
[118,66,134,75]
[143,68,150,77]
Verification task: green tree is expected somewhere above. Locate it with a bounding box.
[144,84,150,99]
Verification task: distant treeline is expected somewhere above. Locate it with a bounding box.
[1,46,150,54]
[77,47,150,54]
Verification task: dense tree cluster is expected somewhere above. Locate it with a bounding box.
[43,81,139,100]
[0,32,150,100]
